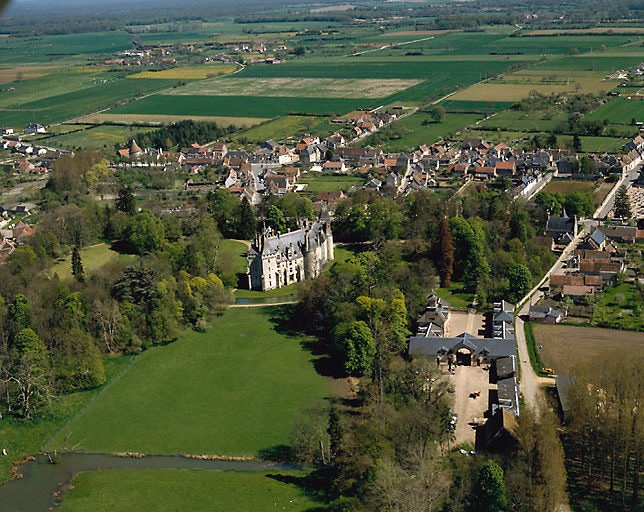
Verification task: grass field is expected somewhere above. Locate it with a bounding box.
[165,77,422,99]
[435,282,475,308]
[451,70,612,102]
[542,180,613,204]
[0,76,178,127]
[593,282,644,331]
[234,115,334,143]
[587,96,644,124]
[59,469,326,512]
[533,324,644,375]
[49,243,136,281]
[439,99,512,113]
[218,239,248,275]
[39,125,147,149]
[110,94,375,118]
[233,282,301,299]
[129,64,238,80]
[480,109,567,132]
[0,356,134,481]
[300,175,365,193]
[78,113,268,127]
[45,307,330,456]
[359,112,482,151]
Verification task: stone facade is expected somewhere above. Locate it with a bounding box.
[246,213,333,291]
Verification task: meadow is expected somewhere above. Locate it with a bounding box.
[39,124,148,149]
[587,96,644,124]
[1,76,177,126]
[233,115,335,144]
[129,64,238,80]
[45,307,330,456]
[480,109,567,132]
[48,243,136,280]
[300,174,366,193]
[59,469,326,512]
[0,356,134,481]
[79,113,267,127]
[359,112,483,151]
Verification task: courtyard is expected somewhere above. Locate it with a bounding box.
[449,365,492,446]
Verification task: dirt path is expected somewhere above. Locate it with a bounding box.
[343,35,435,57]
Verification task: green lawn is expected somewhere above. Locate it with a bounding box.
[219,239,248,275]
[434,282,475,308]
[0,356,134,481]
[49,243,136,281]
[45,307,330,456]
[234,281,301,299]
[59,469,326,512]
[300,175,365,193]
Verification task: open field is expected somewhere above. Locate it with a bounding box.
[359,112,482,151]
[440,99,513,113]
[109,94,375,118]
[129,64,238,80]
[523,28,644,35]
[480,109,567,132]
[49,243,136,281]
[77,112,268,127]
[59,469,326,512]
[0,65,58,84]
[233,115,334,143]
[533,324,644,375]
[165,77,422,99]
[451,70,612,102]
[45,307,330,456]
[300,174,365,193]
[542,180,613,204]
[0,356,134,481]
[0,76,178,127]
[39,124,148,149]
[587,96,644,124]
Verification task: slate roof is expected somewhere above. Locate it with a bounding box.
[409,332,517,361]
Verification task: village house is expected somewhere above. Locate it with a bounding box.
[24,123,46,134]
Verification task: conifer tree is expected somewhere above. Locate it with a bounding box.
[71,246,84,283]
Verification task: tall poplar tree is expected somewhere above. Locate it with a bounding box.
[436,217,454,287]
[71,246,84,283]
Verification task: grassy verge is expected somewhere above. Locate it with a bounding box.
[234,281,301,299]
[0,356,134,482]
[59,469,326,512]
[524,321,545,373]
[45,307,330,456]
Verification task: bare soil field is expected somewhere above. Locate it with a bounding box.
[533,324,644,375]
[78,113,268,127]
[163,77,422,99]
[0,65,57,84]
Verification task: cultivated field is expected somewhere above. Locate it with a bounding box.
[233,115,334,143]
[0,65,57,84]
[542,180,613,204]
[165,77,422,98]
[533,324,644,375]
[78,113,268,127]
[587,96,644,124]
[129,64,237,79]
[451,70,612,102]
[40,124,148,149]
[45,307,330,456]
[59,469,325,512]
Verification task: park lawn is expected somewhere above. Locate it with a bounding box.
[533,324,644,375]
[333,244,360,265]
[300,175,365,193]
[59,469,326,512]
[219,239,248,275]
[49,243,136,281]
[0,356,134,482]
[45,307,330,456]
[234,281,301,299]
[434,282,475,308]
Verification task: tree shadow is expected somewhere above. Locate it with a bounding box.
[109,239,137,255]
[257,444,294,462]
[266,305,345,379]
[265,466,334,509]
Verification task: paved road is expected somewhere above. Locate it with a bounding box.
[594,165,640,219]
[514,225,586,412]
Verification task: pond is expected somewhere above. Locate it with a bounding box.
[0,453,300,511]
